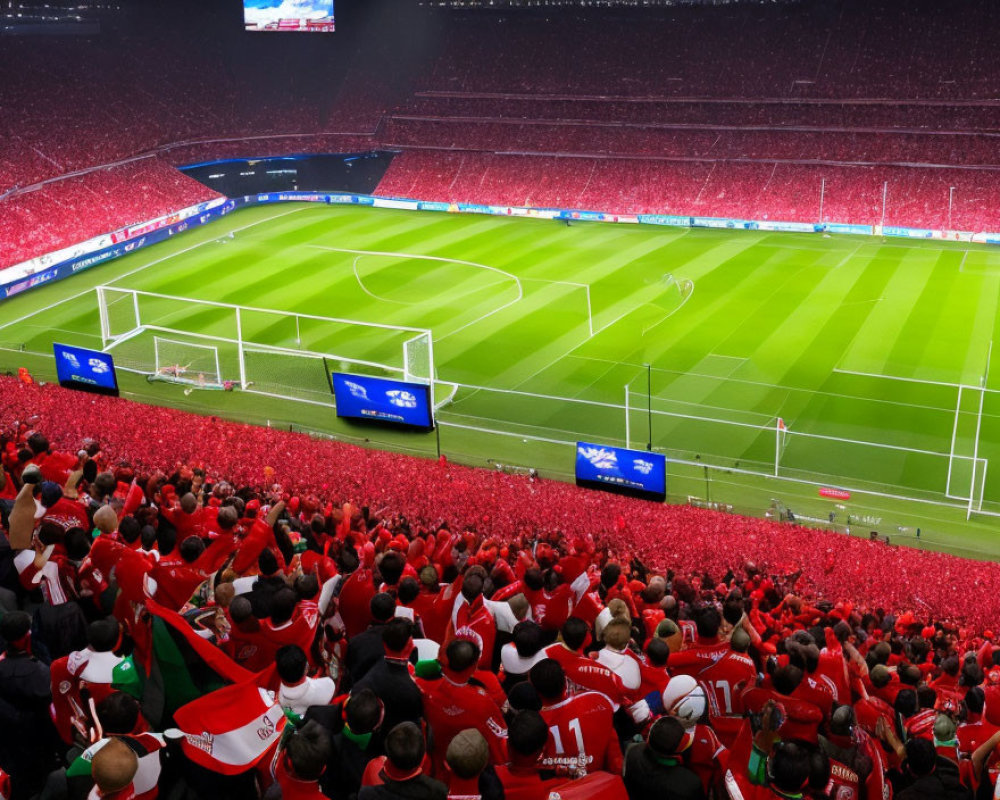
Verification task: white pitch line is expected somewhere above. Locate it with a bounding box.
[0,205,312,335]
[307,244,524,343]
[832,367,969,390]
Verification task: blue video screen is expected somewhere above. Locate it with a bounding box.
[53,343,119,396]
[332,373,433,428]
[575,442,666,500]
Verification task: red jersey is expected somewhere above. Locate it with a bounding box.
[685,722,727,795]
[416,676,507,778]
[150,533,234,611]
[672,649,756,749]
[539,691,622,779]
[542,644,628,709]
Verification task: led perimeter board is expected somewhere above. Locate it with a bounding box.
[575,442,666,501]
[53,343,120,397]
[244,0,334,32]
[332,373,433,429]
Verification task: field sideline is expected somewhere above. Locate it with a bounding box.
[5,202,1000,559]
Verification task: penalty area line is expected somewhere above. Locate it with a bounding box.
[0,205,312,336]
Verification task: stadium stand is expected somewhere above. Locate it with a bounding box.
[0,374,999,798]
[7,2,1000,270]
[0,159,224,271]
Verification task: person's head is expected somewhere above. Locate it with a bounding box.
[529,659,566,702]
[93,505,118,536]
[961,662,985,688]
[65,528,92,561]
[179,535,205,564]
[646,637,670,668]
[284,721,331,782]
[898,663,922,687]
[460,569,485,603]
[1,611,32,654]
[769,741,811,794]
[378,552,405,587]
[523,567,544,592]
[917,686,937,711]
[345,688,383,736]
[600,563,621,589]
[507,682,541,713]
[270,587,299,626]
[445,728,489,781]
[91,738,138,797]
[693,605,722,639]
[398,577,420,606]
[26,432,49,455]
[443,639,480,681]
[966,686,986,716]
[869,664,892,689]
[179,493,198,514]
[214,581,236,609]
[655,617,683,652]
[370,592,396,624]
[216,506,239,531]
[904,737,937,777]
[512,620,545,659]
[602,617,632,650]
[276,645,308,685]
[294,573,319,602]
[117,515,141,545]
[730,627,752,653]
[91,472,116,501]
[507,710,548,758]
[560,617,590,652]
[382,618,414,658]
[830,705,855,738]
[258,548,280,578]
[647,716,689,758]
[894,689,918,718]
[229,595,256,631]
[941,655,960,677]
[772,665,804,696]
[384,722,426,777]
[88,617,121,653]
[95,692,141,735]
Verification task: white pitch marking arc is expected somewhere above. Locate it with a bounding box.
[307,245,524,340]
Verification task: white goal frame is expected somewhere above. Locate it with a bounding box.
[152,336,224,389]
[96,285,449,406]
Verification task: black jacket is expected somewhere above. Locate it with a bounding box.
[354,658,424,735]
[357,775,447,800]
[345,623,388,685]
[896,757,972,800]
[622,743,706,800]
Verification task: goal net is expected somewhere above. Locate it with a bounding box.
[96,286,454,409]
[152,337,224,390]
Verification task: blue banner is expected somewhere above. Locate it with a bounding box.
[575,442,666,498]
[53,343,119,393]
[332,372,433,428]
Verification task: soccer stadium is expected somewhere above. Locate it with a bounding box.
[3,0,1000,797]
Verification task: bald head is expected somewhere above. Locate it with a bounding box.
[91,738,138,795]
[93,505,118,536]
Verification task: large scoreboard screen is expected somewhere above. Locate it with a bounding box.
[244,0,334,33]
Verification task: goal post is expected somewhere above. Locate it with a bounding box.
[94,286,455,408]
[152,337,223,389]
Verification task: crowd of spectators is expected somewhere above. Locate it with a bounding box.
[375,151,1000,230]
[8,1,1000,272]
[0,159,223,272]
[2,376,1000,799]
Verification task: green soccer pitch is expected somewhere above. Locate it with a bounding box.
[5,202,1000,559]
